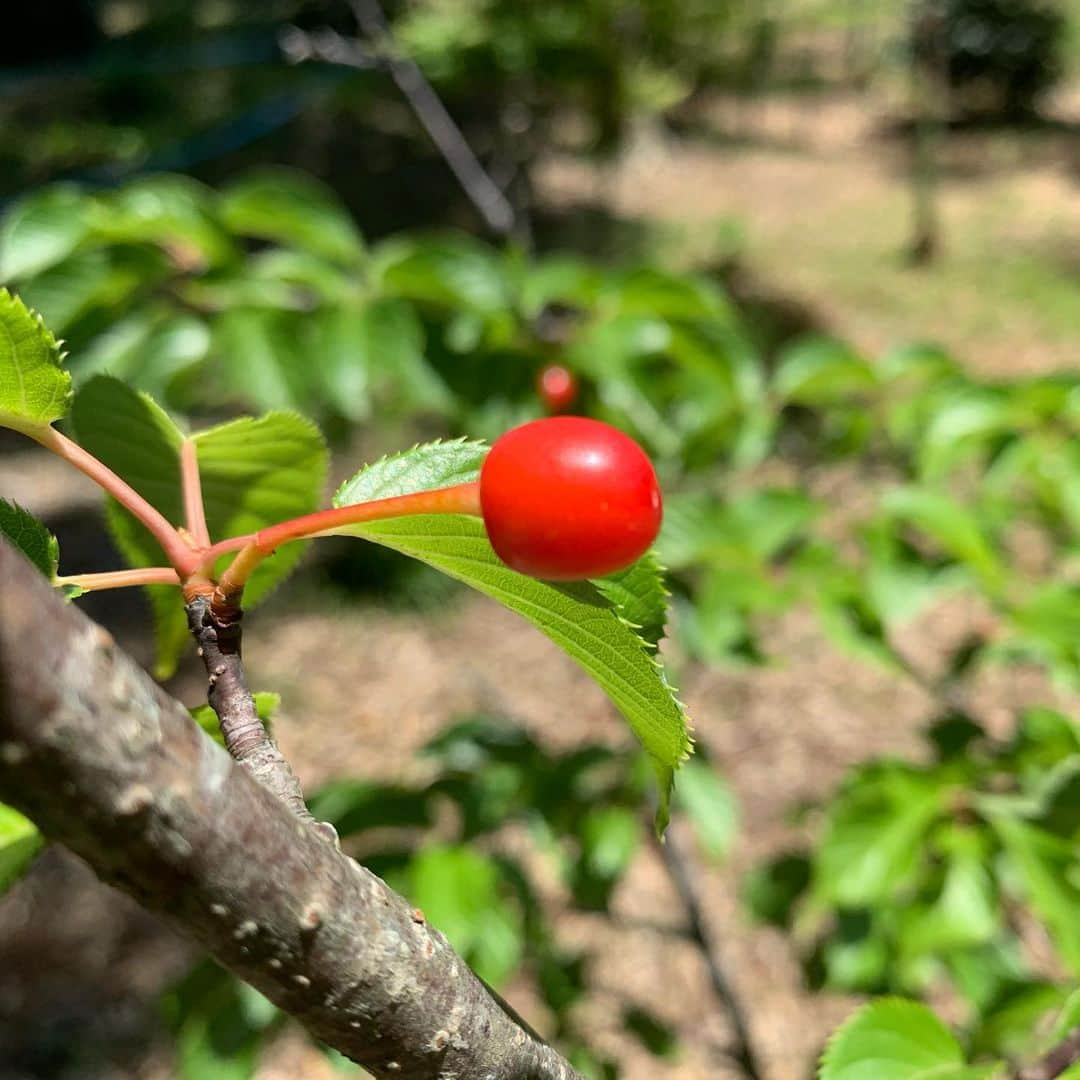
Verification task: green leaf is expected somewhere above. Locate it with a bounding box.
[71,377,327,677]
[992,815,1080,975]
[220,168,363,265]
[821,999,1000,1080]
[603,267,734,322]
[0,288,71,434]
[0,184,90,280]
[881,488,1003,593]
[408,845,522,989]
[579,806,641,881]
[17,246,164,335]
[815,764,944,907]
[163,959,278,1080]
[675,757,738,861]
[212,308,310,415]
[916,388,1014,480]
[335,438,488,504]
[774,337,876,406]
[94,175,235,267]
[77,308,211,400]
[307,778,432,837]
[308,299,452,422]
[1049,987,1080,1044]
[0,803,43,895]
[592,550,669,650]
[621,1006,680,1060]
[743,852,812,927]
[332,442,690,830]
[375,233,510,315]
[0,499,59,581]
[899,851,1000,958]
[972,982,1070,1060]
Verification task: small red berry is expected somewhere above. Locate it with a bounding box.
[537,364,578,413]
[480,417,662,580]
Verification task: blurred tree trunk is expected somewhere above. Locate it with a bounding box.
[908,1,949,266]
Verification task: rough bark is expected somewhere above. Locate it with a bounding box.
[0,540,582,1080]
[185,593,318,827]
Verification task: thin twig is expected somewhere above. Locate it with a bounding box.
[180,439,211,549]
[184,593,326,833]
[654,821,765,1080]
[282,7,517,237]
[1019,1028,1080,1080]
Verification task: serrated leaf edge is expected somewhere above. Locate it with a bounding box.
[0,288,72,433]
[818,998,956,1079]
[332,436,489,505]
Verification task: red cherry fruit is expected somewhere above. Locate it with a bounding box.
[480,417,662,580]
[537,363,579,413]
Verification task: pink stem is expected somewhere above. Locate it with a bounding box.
[180,439,212,548]
[32,427,200,577]
[215,482,481,602]
[57,567,181,592]
[258,482,481,550]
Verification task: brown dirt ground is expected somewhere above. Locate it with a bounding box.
[537,88,1080,377]
[4,86,1080,1080]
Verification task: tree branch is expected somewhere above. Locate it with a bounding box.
[184,592,319,828]
[654,822,765,1080]
[0,539,583,1080]
[280,6,518,238]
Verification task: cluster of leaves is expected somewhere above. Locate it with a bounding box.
[163,716,735,1080]
[12,174,1080,693]
[820,993,1080,1080]
[749,706,1080,1067]
[391,0,743,154]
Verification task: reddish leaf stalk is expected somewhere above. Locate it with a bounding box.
[31,426,200,577]
[180,438,212,548]
[57,567,181,592]
[214,481,481,604]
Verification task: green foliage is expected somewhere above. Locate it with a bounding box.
[820,999,1001,1079]
[0,499,58,582]
[331,441,691,831]
[161,958,280,1080]
[71,377,327,676]
[0,287,70,435]
[9,174,1080,694]
[751,708,1080,1060]
[408,845,523,987]
[0,803,43,897]
[673,756,738,861]
[219,169,364,267]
